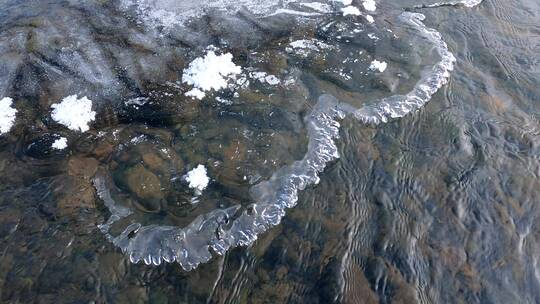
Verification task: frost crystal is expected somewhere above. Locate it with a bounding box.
[51,95,96,132]
[369,60,388,72]
[362,0,377,11]
[184,165,210,194]
[182,51,242,99]
[52,137,68,150]
[342,6,361,16]
[0,97,17,134]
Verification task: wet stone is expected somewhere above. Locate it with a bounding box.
[123,163,164,202]
[91,141,115,161]
[24,133,67,159]
[55,177,97,215]
[276,266,288,280]
[142,152,165,172]
[68,156,99,179]
[114,286,149,304]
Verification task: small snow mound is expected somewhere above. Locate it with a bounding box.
[182,50,242,100]
[0,97,17,134]
[52,137,68,150]
[369,60,387,72]
[185,88,206,100]
[265,75,281,85]
[51,95,96,132]
[362,0,377,11]
[289,39,330,50]
[342,6,361,16]
[365,15,374,23]
[251,71,281,85]
[184,165,210,194]
[125,97,149,107]
[287,39,332,57]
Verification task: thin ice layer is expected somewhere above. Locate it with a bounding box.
[416,0,483,8]
[121,0,320,29]
[96,11,457,271]
[351,12,456,124]
[94,95,344,270]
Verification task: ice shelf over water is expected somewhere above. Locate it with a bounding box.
[92,0,475,270]
[0,0,489,273]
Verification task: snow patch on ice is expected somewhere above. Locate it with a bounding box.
[184,165,210,194]
[365,14,374,23]
[368,33,379,40]
[185,88,207,99]
[125,97,149,107]
[289,39,331,50]
[362,0,377,11]
[287,39,332,57]
[342,6,361,16]
[0,97,17,135]
[51,95,96,132]
[299,2,333,13]
[182,51,242,100]
[52,137,68,150]
[216,97,233,105]
[369,60,387,72]
[250,71,281,85]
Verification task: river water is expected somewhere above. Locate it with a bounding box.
[0,0,539,303]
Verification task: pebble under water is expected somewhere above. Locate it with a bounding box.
[1,0,540,303]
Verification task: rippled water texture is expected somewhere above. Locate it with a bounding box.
[1,0,540,303]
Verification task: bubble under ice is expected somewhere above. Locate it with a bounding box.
[94,6,466,270]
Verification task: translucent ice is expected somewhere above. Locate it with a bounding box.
[96,11,459,271]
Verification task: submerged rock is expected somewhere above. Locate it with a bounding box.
[54,156,99,215]
[55,177,97,215]
[0,0,470,279]
[68,157,99,179]
[141,152,165,172]
[123,164,163,202]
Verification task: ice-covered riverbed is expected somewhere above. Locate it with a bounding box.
[2,0,540,303]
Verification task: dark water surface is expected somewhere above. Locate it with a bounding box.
[1,0,539,303]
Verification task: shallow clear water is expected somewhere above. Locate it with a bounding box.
[1,0,539,303]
